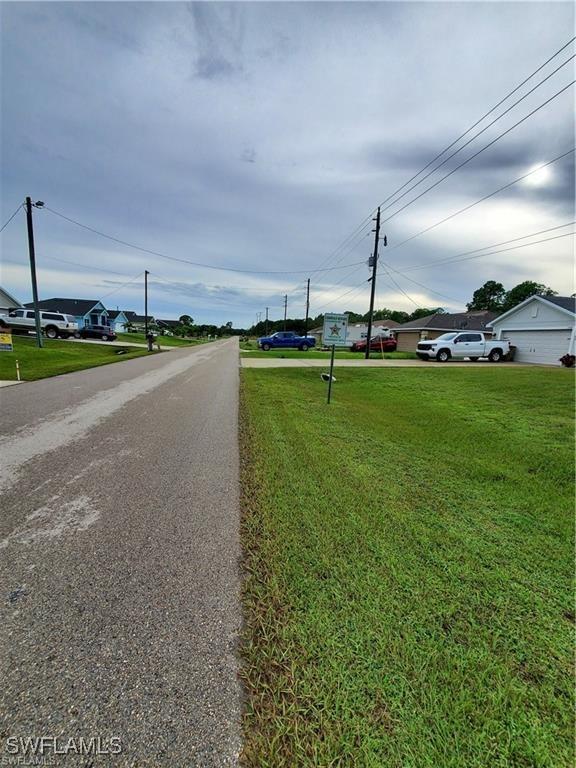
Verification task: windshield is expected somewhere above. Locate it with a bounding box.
[434,333,458,341]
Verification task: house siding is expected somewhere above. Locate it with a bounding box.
[492,299,573,331]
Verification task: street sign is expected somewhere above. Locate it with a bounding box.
[322,313,349,347]
[0,331,13,352]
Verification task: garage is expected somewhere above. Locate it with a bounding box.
[499,329,573,365]
[489,295,575,366]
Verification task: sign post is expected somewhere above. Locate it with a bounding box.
[322,313,348,404]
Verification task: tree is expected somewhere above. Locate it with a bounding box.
[501,281,556,312]
[408,307,445,321]
[466,280,506,311]
[179,314,193,326]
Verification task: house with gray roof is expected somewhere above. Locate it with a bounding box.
[488,294,575,365]
[394,311,496,352]
[23,298,110,329]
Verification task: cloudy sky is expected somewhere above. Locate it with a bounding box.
[1,1,574,327]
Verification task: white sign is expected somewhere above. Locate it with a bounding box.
[322,313,349,347]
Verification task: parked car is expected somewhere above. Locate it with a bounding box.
[257,331,316,351]
[351,334,397,352]
[0,308,78,338]
[76,325,117,341]
[416,332,510,362]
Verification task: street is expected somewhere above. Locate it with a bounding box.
[0,339,242,766]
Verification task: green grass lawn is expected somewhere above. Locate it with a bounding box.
[240,367,575,767]
[0,336,155,381]
[115,332,206,347]
[241,349,416,360]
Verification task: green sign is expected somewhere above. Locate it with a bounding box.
[322,313,349,347]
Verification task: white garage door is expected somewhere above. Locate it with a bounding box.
[501,329,572,365]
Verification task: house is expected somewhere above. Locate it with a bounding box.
[488,295,575,366]
[0,286,22,315]
[128,314,155,332]
[394,311,496,352]
[108,310,132,334]
[23,298,110,328]
[156,319,182,335]
[372,319,401,336]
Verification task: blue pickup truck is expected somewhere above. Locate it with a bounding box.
[257,331,316,351]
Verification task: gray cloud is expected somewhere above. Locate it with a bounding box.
[1,2,574,325]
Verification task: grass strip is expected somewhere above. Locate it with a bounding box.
[240,367,574,767]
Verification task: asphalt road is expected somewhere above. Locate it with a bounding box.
[0,339,242,766]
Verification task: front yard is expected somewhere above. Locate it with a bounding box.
[0,336,154,381]
[240,367,574,767]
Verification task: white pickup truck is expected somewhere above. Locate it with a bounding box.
[416,332,510,362]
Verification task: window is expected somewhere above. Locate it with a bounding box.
[468,334,482,341]
[26,311,36,319]
[531,304,539,318]
[42,313,64,321]
[10,309,24,317]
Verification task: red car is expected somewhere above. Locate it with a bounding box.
[351,334,397,353]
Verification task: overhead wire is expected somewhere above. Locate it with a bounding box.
[42,205,369,276]
[386,148,575,253]
[0,204,23,233]
[378,55,575,218]
[397,222,576,272]
[379,81,575,227]
[377,37,575,212]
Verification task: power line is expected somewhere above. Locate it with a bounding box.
[0,204,23,233]
[397,221,576,272]
[378,54,575,218]
[380,81,575,226]
[378,262,463,305]
[42,206,368,276]
[377,36,575,212]
[99,271,145,301]
[387,147,575,252]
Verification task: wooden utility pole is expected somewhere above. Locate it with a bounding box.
[283,294,288,331]
[25,197,43,348]
[365,207,383,360]
[265,307,269,336]
[144,270,149,340]
[304,278,310,338]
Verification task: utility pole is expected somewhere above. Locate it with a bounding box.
[25,197,43,348]
[304,278,310,338]
[265,307,269,336]
[365,207,386,360]
[283,294,288,331]
[144,270,149,339]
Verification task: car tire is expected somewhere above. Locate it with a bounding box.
[262,343,271,351]
[74,331,81,339]
[45,326,58,339]
[436,349,451,362]
[102,334,109,341]
[299,343,309,351]
[488,349,503,363]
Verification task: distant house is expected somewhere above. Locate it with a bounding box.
[488,295,575,366]
[372,319,401,334]
[394,311,496,352]
[108,310,131,334]
[156,319,182,335]
[128,314,155,332]
[23,298,110,328]
[0,286,22,315]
